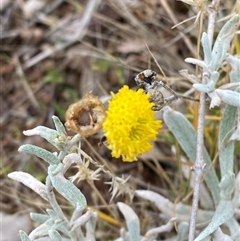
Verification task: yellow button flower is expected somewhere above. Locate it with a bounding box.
[103,85,162,162]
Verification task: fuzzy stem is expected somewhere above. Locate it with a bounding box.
[188,1,220,240]
[188,75,207,241]
[45,176,68,221]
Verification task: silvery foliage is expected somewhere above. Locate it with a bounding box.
[7,115,185,241]
[7,14,240,241]
[8,116,98,241]
[159,14,239,241]
[116,14,240,241]
[186,15,240,110]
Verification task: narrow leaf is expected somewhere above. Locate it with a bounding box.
[194,200,234,241]
[29,219,58,239]
[8,171,47,201]
[226,54,240,83]
[52,115,67,137]
[30,213,49,223]
[185,58,208,69]
[219,172,235,200]
[211,15,240,70]
[135,190,173,218]
[136,190,214,223]
[218,103,237,177]
[48,230,62,241]
[19,231,31,241]
[117,202,141,241]
[193,83,214,93]
[23,127,60,149]
[19,144,59,165]
[163,107,220,206]
[215,89,240,107]
[201,32,212,65]
[49,165,87,211]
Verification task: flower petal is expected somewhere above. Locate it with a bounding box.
[103,85,162,162]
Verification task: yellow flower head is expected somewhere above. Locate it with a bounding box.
[103,85,162,162]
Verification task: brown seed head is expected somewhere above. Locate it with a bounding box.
[65,93,106,136]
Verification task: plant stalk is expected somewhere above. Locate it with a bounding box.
[188,1,220,240]
[188,77,207,241]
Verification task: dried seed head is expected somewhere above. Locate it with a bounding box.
[65,93,106,136]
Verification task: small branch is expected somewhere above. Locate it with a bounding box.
[45,176,68,221]
[188,75,207,241]
[188,1,220,240]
